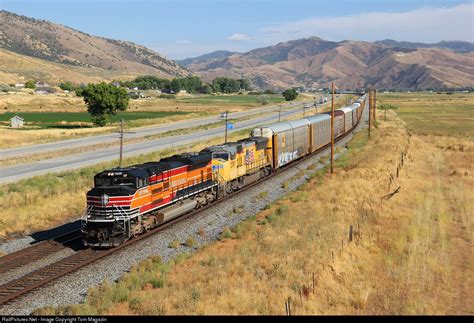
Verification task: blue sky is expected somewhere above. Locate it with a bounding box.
[2,0,473,59]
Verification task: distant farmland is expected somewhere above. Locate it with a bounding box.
[0,111,189,126]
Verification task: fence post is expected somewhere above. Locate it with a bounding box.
[349,225,353,242]
[312,272,315,294]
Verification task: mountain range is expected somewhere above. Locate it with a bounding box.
[0,10,472,90]
[179,37,474,90]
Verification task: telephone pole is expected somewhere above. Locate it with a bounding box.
[115,118,134,168]
[224,110,228,143]
[331,82,335,174]
[373,89,377,125]
[368,87,371,139]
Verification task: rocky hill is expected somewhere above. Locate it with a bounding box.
[181,37,474,90]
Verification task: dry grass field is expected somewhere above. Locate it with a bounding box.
[34,92,473,315]
[378,92,474,139]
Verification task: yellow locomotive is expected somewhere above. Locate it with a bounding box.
[202,137,271,195]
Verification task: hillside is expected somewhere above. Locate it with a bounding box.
[0,48,143,85]
[182,37,474,90]
[0,10,190,83]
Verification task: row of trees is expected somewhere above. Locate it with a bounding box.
[117,75,204,93]
[117,75,252,94]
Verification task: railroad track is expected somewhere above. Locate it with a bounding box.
[0,101,368,306]
[0,229,81,275]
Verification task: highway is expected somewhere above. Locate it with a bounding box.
[0,102,317,184]
[0,100,312,160]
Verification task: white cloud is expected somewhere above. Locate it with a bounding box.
[176,40,192,44]
[258,3,474,44]
[228,33,251,41]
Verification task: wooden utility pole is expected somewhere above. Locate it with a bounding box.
[224,110,229,143]
[331,82,335,174]
[119,118,124,167]
[115,118,134,168]
[368,87,371,139]
[373,89,377,124]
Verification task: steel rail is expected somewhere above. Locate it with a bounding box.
[0,229,81,275]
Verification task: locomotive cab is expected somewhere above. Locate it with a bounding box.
[83,168,147,247]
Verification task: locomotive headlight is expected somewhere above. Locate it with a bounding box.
[101,194,109,206]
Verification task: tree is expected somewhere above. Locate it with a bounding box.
[80,82,129,126]
[59,82,75,91]
[198,84,213,94]
[256,94,269,105]
[25,80,36,89]
[239,78,252,91]
[212,77,240,93]
[283,88,298,101]
[170,78,182,93]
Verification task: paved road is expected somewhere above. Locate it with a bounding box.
[0,100,314,160]
[0,103,318,184]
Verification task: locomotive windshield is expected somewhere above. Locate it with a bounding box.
[212,152,229,161]
[94,175,136,187]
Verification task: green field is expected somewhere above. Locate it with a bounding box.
[0,111,189,126]
[175,94,285,106]
[378,92,474,139]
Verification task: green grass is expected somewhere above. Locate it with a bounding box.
[175,94,285,106]
[379,93,474,139]
[0,111,189,126]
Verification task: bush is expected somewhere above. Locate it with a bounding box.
[59,82,75,92]
[185,236,196,248]
[25,80,36,89]
[256,94,269,105]
[221,227,233,239]
[169,239,180,249]
[233,205,244,214]
[257,191,268,199]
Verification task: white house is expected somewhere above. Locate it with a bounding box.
[10,115,24,128]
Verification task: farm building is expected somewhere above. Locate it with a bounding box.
[10,115,24,128]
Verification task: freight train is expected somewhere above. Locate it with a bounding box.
[82,95,366,247]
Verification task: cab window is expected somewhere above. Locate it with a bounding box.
[94,176,136,187]
[213,153,229,161]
